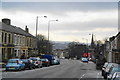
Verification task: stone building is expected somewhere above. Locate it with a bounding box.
[112,32,120,63]
[105,32,120,63]
[0,18,37,61]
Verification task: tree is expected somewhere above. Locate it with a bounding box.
[67,41,89,59]
[37,34,53,55]
[37,34,47,41]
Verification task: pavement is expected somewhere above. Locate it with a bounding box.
[1,59,104,80]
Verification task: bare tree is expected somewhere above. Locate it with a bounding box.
[37,34,53,55]
[67,41,89,59]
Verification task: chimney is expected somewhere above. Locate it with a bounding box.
[2,18,11,25]
[25,25,29,33]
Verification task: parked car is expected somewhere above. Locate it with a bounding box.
[111,72,120,80]
[107,64,120,80]
[29,57,42,68]
[41,54,54,65]
[41,58,50,67]
[52,57,60,65]
[103,63,114,79]
[81,57,88,63]
[22,59,35,70]
[5,59,25,71]
[102,62,109,76]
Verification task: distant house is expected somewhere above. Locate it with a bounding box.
[0,18,38,61]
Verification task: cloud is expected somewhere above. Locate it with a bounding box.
[0,2,118,42]
[2,2,117,13]
[1,0,120,2]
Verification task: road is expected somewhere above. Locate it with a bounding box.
[1,59,103,80]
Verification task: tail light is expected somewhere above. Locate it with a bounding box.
[28,60,30,63]
[36,61,38,64]
[16,60,19,64]
[43,61,48,63]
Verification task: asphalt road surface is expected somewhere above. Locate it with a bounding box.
[1,59,103,80]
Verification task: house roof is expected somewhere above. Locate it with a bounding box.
[116,32,120,38]
[0,22,35,38]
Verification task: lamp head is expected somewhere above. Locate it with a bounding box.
[44,16,47,18]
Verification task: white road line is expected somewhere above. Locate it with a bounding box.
[97,72,100,80]
[79,74,86,80]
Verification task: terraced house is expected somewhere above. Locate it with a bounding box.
[105,32,120,64]
[0,18,38,62]
[112,32,120,63]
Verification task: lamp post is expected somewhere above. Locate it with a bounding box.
[48,19,58,54]
[36,16,47,37]
[35,16,47,56]
[89,33,97,44]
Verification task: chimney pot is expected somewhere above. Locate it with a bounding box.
[25,25,29,33]
[2,18,11,25]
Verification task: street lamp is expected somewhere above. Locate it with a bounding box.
[89,33,97,44]
[48,19,58,54]
[36,16,47,37]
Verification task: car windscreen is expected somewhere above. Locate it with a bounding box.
[107,63,113,68]
[8,59,18,63]
[22,59,29,62]
[82,58,87,60]
[29,58,37,61]
[41,59,46,61]
[111,68,120,74]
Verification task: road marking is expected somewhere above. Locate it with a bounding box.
[79,74,86,80]
[97,72,101,80]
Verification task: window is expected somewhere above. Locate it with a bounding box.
[4,33,7,44]
[115,53,120,64]
[14,34,17,45]
[8,34,11,43]
[14,50,18,57]
[0,31,2,43]
[2,32,4,43]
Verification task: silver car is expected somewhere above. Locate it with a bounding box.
[29,57,42,68]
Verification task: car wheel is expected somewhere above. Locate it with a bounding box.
[104,75,107,79]
[29,66,33,70]
[33,66,36,69]
[40,65,42,68]
[18,67,21,71]
[5,69,8,71]
[102,71,104,76]
[22,67,25,71]
[37,65,40,68]
[32,66,35,69]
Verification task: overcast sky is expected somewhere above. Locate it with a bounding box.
[0,1,119,43]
